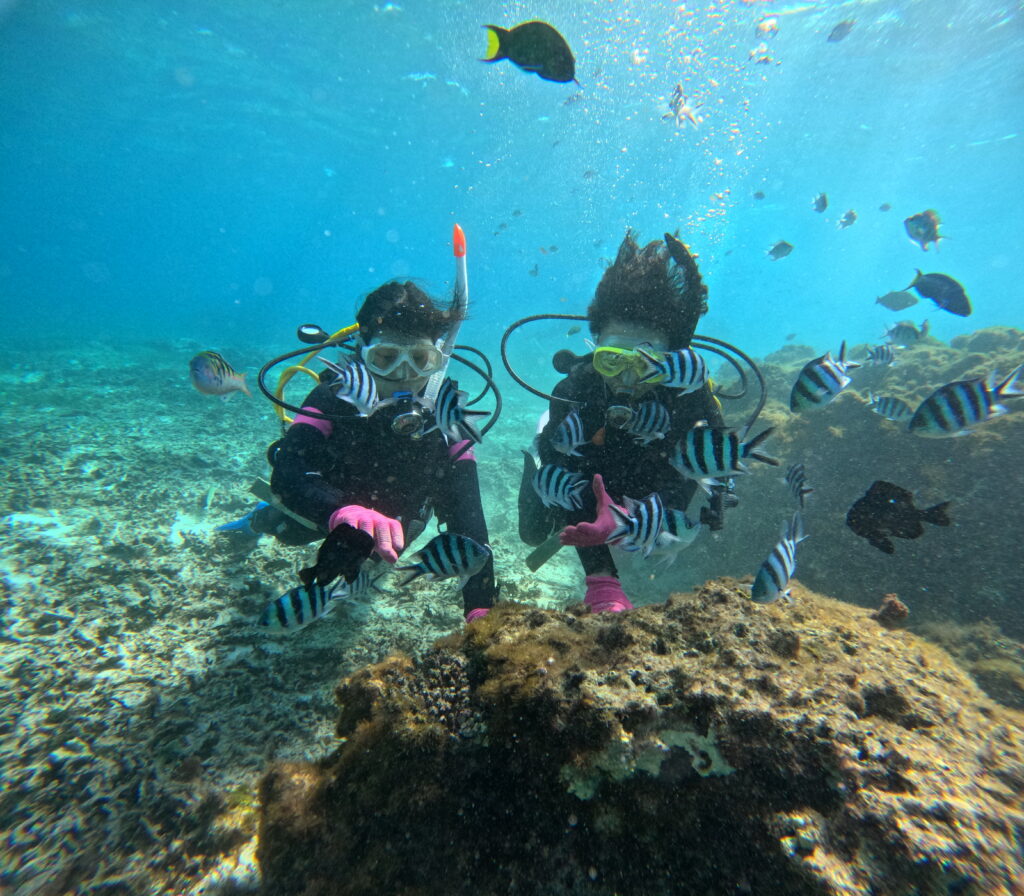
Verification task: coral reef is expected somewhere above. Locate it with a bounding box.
[639,327,1024,661]
[258,582,1024,896]
[871,593,909,629]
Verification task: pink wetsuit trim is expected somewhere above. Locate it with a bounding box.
[291,406,332,438]
[448,439,476,462]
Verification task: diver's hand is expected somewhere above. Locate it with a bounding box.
[329,505,404,564]
[559,474,624,547]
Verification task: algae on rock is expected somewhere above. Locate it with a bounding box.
[259,581,1024,896]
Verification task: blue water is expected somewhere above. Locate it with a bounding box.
[2,0,1021,360]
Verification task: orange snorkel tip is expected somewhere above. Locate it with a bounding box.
[453,223,467,258]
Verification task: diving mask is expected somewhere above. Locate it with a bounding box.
[361,341,444,378]
[591,345,652,379]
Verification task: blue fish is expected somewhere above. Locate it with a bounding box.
[908,366,1023,437]
[533,464,588,510]
[671,425,778,494]
[551,409,588,456]
[424,378,488,443]
[623,400,671,445]
[638,348,708,392]
[318,356,379,417]
[607,493,666,558]
[867,393,913,423]
[751,513,807,603]
[396,533,490,588]
[790,342,859,412]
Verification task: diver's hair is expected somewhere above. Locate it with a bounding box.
[356,281,460,343]
[587,230,708,349]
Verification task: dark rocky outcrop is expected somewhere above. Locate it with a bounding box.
[258,582,1024,896]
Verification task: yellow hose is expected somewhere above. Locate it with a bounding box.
[273,323,360,423]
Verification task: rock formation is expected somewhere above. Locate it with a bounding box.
[258,582,1024,895]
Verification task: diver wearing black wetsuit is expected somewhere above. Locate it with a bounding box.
[523,363,724,578]
[267,380,497,617]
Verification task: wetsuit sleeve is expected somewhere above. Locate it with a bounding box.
[269,383,354,531]
[433,445,498,615]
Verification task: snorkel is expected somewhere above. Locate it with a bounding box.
[423,223,469,404]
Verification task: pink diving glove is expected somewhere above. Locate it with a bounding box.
[328,505,404,564]
[465,608,490,623]
[560,474,626,548]
[584,575,634,614]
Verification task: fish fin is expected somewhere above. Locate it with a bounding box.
[997,364,1024,398]
[920,501,951,527]
[238,373,252,397]
[743,427,779,466]
[607,504,633,543]
[481,25,507,62]
[789,512,808,544]
[455,418,484,444]
[395,566,426,587]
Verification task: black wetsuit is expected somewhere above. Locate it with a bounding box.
[267,381,497,614]
[520,361,724,577]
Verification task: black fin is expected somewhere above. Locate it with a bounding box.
[920,501,951,527]
[744,427,780,466]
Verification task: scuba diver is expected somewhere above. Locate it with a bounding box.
[221,228,500,623]
[508,230,764,614]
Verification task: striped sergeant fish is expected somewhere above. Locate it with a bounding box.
[607,493,666,558]
[789,342,860,412]
[258,568,383,633]
[638,347,708,392]
[864,344,897,367]
[867,393,913,422]
[751,512,807,604]
[670,425,779,494]
[533,464,588,510]
[396,533,490,588]
[784,463,813,508]
[424,378,488,443]
[908,365,1023,437]
[648,507,702,566]
[624,400,671,445]
[551,409,588,456]
[883,320,929,346]
[318,356,379,417]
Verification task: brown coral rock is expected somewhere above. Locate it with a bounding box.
[871,593,910,629]
[258,582,1024,896]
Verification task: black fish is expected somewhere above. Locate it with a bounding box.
[482,21,576,84]
[846,480,951,554]
[879,203,892,212]
[838,209,857,229]
[907,270,970,316]
[768,240,793,260]
[828,20,855,42]
[753,190,765,200]
[299,524,375,588]
[812,192,828,213]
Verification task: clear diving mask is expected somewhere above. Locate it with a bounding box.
[361,341,444,379]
